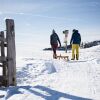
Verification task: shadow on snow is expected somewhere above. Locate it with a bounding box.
[5,85,92,100]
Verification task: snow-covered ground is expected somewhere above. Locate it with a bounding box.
[0,45,100,100]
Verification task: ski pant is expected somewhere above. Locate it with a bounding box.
[65,43,67,53]
[72,44,79,60]
[51,44,58,58]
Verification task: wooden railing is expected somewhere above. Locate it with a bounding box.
[0,19,16,87]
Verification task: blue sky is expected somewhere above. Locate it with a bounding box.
[0,0,100,53]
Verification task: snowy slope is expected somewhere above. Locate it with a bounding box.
[0,45,100,100]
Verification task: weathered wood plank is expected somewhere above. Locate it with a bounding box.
[6,19,16,86]
[0,76,4,80]
[0,43,7,47]
[0,64,3,67]
[0,57,6,62]
[0,31,7,87]
[0,37,6,42]
[0,75,7,87]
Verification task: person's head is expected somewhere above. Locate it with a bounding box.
[63,30,69,34]
[72,29,76,33]
[75,30,78,33]
[52,29,55,34]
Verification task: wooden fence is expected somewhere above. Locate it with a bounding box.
[0,19,16,87]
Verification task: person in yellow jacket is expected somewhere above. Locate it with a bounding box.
[70,29,81,60]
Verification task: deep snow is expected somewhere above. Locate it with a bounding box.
[0,45,100,100]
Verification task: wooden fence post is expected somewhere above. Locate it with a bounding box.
[1,31,6,76]
[6,19,16,86]
[0,31,7,86]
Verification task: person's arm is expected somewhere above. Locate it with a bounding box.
[79,34,81,46]
[57,35,61,47]
[50,35,52,45]
[70,33,74,45]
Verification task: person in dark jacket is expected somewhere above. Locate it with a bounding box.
[70,29,81,60]
[50,29,61,59]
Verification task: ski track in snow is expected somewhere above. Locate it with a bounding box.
[0,45,100,100]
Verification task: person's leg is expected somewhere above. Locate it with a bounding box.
[52,44,58,59]
[71,44,75,60]
[54,44,58,58]
[51,45,55,58]
[53,48,56,58]
[65,43,67,53]
[53,48,57,58]
[76,44,79,60]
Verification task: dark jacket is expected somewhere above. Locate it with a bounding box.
[70,31,81,45]
[50,33,61,46]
